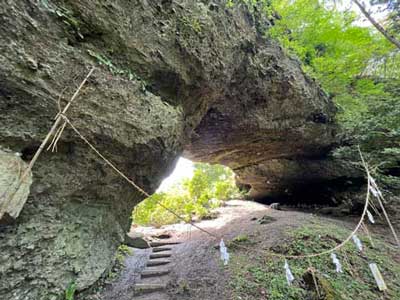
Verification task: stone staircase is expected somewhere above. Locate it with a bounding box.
[133,241,180,299]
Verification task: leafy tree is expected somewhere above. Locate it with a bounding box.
[225,0,400,185]
[132,163,239,227]
[266,0,400,182]
[335,78,400,187]
[183,163,233,200]
[269,0,394,95]
[352,0,400,49]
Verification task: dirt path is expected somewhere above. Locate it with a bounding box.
[84,200,399,300]
[133,200,316,300]
[162,200,312,300]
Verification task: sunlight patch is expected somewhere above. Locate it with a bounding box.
[157,157,194,192]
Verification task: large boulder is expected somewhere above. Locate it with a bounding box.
[0,0,343,299]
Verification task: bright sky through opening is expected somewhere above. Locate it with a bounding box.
[157,157,194,192]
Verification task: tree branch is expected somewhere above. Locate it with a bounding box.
[353,0,400,50]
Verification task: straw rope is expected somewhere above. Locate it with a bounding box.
[0,67,95,210]
[5,67,398,261]
[59,114,376,259]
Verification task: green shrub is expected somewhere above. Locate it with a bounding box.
[268,0,400,186]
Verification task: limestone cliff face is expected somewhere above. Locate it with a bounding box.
[0,0,340,299]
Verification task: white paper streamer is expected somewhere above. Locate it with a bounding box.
[284,259,295,285]
[352,234,363,251]
[369,185,380,198]
[330,253,343,273]
[219,239,230,265]
[370,177,377,187]
[369,177,382,197]
[367,210,375,224]
[369,263,387,291]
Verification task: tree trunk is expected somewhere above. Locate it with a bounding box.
[353,0,400,50]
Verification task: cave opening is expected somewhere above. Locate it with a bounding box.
[254,177,366,210]
[131,157,240,228]
[157,157,195,193]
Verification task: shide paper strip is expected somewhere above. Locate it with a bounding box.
[367,210,375,224]
[219,239,230,265]
[330,253,343,273]
[352,234,363,252]
[369,263,387,291]
[284,259,295,285]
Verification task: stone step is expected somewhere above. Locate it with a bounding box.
[150,253,172,259]
[150,241,180,247]
[132,291,170,300]
[139,274,169,285]
[134,283,167,295]
[146,259,171,267]
[152,247,172,253]
[141,268,170,278]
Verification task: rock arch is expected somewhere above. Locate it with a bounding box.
[0,1,352,299]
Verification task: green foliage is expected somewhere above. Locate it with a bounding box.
[132,163,239,227]
[338,80,400,148]
[87,50,147,91]
[115,244,132,265]
[40,0,83,39]
[232,234,249,243]
[225,1,400,178]
[105,245,133,283]
[264,0,400,185]
[178,16,203,34]
[270,0,393,96]
[370,0,400,41]
[227,234,258,250]
[229,221,400,300]
[333,79,400,187]
[64,282,76,300]
[118,244,133,256]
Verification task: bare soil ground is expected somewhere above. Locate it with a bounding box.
[136,200,316,300]
[93,200,398,300]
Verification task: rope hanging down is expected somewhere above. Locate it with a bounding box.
[54,82,397,292]
[61,115,219,239]
[0,67,95,213]
[60,114,385,259]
